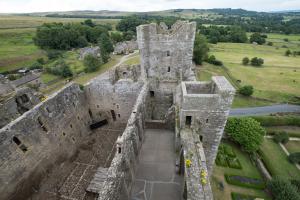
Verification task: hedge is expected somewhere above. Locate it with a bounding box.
[250,115,300,126]
[267,130,300,138]
[231,192,260,200]
[227,157,242,169]
[225,174,266,189]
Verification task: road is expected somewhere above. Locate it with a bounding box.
[230,104,300,116]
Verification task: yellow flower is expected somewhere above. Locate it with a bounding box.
[201,178,207,185]
[186,159,191,168]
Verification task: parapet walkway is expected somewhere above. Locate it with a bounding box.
[131,129,184,200]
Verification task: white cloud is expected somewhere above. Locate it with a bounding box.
[0,0,298,13]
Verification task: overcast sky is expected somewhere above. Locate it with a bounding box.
[0,0,299,13]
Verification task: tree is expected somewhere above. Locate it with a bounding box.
[29,62,43,70]
[123,31,135,41]
[193,34,209,65]
[61,64,73,77]
[285,49,292,56]
[84,54,103,72]
[83,19,95,27]
[206,55,223,66]
[250,33,266,45]
[267,177,300,200]
[239,85,254,96]
[274,131,289,144]
[116,15,147,32]
[225,117,265,153]
[110,32,123,43]
[242,57,249,65]
[250,57,264,66]
[98,33,113,63]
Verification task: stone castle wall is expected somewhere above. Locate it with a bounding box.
[0,87,40,128]
[0,83,91,200]
[97,83,149,200]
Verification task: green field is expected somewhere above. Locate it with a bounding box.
[0,28,44,73]
[197,32,300,106]
[211,141,269,200]
[0,15,120,29]
[0,15,120,73]
[260,138,300,179]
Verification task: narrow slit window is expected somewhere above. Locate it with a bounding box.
[167,66,171,72]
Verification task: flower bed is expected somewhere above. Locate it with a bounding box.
[225,174,265,189]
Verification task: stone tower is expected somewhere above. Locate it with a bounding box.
[137,21,196,120]
[176,77,235,174]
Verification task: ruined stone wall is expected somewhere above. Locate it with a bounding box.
[85,65,143,125]
[177,77,235,174]
[0,83,91,200]
[97,83,149,200]
[0,87,40,128]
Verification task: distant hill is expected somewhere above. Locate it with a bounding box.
[14,8,300,19]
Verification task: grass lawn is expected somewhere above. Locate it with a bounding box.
[211,141,269,200]
[0,28,44,73]
[41,73,60,84]
[74,54,122,85]
[197,63,273,108]
[123,55,140,65]
[285,141,300,154]
[209,40,300,104]
[259,138,300,179]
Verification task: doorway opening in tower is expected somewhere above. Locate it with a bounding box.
[185,116,192,127]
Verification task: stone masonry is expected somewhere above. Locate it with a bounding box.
[0,20,234,200]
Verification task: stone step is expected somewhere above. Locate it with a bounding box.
[86,167,108,194]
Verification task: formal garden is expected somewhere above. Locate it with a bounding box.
[211,115,300,200]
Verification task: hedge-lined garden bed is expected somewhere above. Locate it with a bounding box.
[225,174,265,189]
[250,115,300,126]
[259,138,300,179]
[216,144,242,169]
[231,192,270,200]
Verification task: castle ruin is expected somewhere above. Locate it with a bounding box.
[0,21,235,200]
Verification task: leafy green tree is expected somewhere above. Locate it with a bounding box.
[116,15,147,32]
[45,59,72,77]
[84,54,103,72]
[98,33,113,63]
[285,49,292,56]
[37,58,45,64]
[274,131,289,144]
[110,32,123,43]
[267,41,273,46]
[193,34,209,65]
[206,55,223,66]
[267,177,300,200]
[239,85,254,96]
[61,64,73,77]
[250,57,264,66]
[83,19,95,27]
[225,117,265,153]
[250,33,266,45]
[242,57,249,65]
[76,36,88,48]
[123,31,135,41]
[29,62,43,70]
